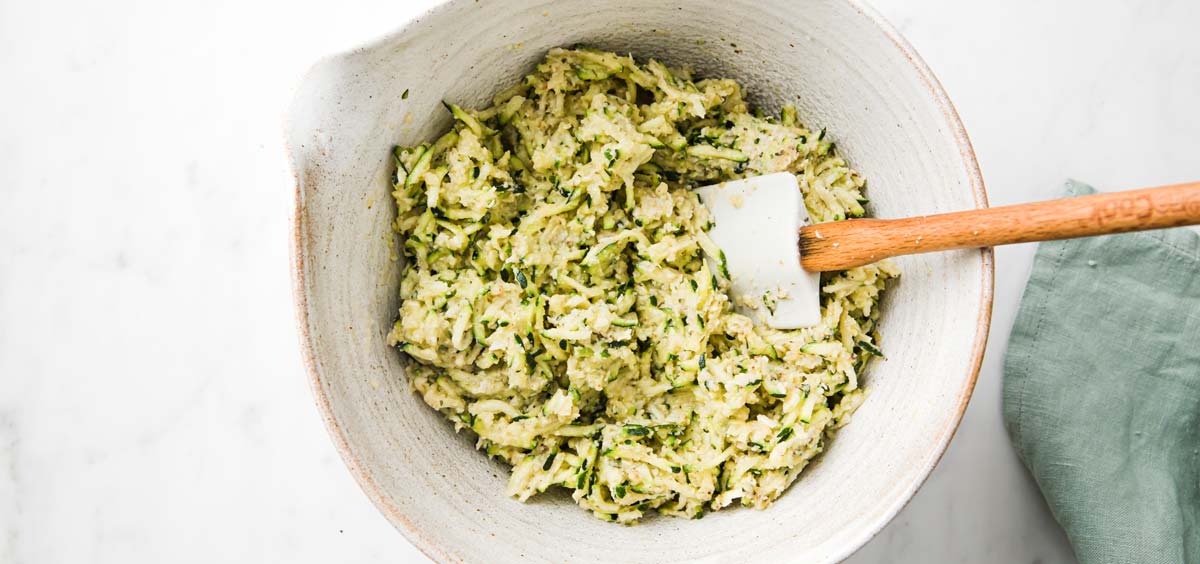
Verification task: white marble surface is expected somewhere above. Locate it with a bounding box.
[1,0,1196,562]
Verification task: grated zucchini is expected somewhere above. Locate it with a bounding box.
[385,48,896,524]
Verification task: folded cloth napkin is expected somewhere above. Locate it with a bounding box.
[1004,180,1200,564]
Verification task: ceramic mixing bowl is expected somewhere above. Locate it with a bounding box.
[287,0,992,562]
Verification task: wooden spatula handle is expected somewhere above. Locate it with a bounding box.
[799,181,1200,271]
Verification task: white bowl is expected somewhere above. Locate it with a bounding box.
[287,1,992,562]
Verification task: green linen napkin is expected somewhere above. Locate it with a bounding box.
[1004,180,1200,564]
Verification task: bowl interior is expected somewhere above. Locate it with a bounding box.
[288,1,990,562]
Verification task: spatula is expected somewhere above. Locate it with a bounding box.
[695,174,1200,329]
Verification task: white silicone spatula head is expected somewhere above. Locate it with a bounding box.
[695,173,821,329]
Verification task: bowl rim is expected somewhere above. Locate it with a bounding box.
[287,1,994,561]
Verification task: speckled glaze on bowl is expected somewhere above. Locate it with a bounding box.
[286,1,992,562]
